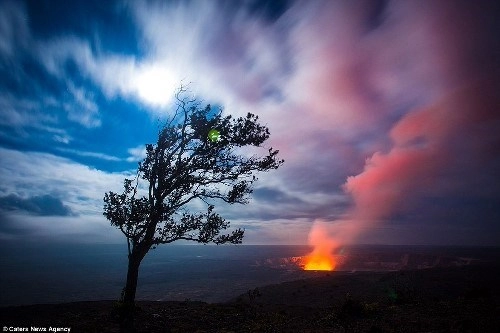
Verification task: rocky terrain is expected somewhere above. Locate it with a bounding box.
[1,264,499,332]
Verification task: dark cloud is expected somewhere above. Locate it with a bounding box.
[253,187,303,205]
[27,0,140,55]
[0,194,75,216]
[364,0,389,32]
[223,188,350,223]
[245,0,291,23]
[408,195,500,229]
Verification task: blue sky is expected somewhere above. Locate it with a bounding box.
[0,0,499,246]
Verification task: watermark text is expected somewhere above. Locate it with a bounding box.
[3,327,71,332]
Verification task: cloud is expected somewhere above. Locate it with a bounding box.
[38,36,179,109]
[0,5,102,135]
[0,94,55,128]
[232,218,313,245]
[253,187,303,205]
[126,145,147,162]
[0,147,131,215]
[0,0,29,58]
[53,134,71,144]
[57,147,122,162]
[0,194,74,216]
[0,213,122,243]
[0,147,134,242]
[131,0,291,111]
[63,81,101,128]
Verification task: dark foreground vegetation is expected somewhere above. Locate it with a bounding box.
[1,265,499,332]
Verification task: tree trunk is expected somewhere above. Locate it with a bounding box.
[123,253,142,306]
[119,250,145,333]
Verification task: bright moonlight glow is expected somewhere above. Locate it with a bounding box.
[135,64,177,108]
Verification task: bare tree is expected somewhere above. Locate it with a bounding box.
[103,88,284,310]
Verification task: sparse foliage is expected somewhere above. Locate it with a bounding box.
[103,87,284,311]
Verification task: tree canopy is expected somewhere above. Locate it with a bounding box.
[104,88,284,259]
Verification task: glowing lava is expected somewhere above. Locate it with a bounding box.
[303,251,336,271]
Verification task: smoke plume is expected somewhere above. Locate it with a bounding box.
[305,0,500,266]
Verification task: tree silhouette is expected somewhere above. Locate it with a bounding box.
[103,88,284,312]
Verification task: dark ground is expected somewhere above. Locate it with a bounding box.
[1,264,499,332]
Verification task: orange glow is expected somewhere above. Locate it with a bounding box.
[303,251,336,271]
[303,221,337,271]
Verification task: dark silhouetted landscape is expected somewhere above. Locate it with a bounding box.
[2,244,500,332]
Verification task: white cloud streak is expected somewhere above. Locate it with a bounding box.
[57,147,122,162]
[126,145,147,162]
[0,148,131,215]
[0,0,29,57]
[64,81,101,128]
